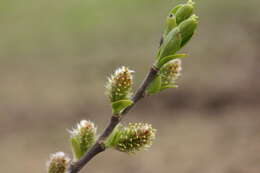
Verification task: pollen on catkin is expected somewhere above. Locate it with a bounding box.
[69,120,97,160]
[160,59,182,89]
[46,152,70,173]
[113,123,156,154]
[105,66,134,102]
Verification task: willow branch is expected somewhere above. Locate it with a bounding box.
[67,66,159,173]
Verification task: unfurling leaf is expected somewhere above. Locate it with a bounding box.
[158,27,182,60]
[112,99,133,115]
[146,75,162,95]
[155,53,187,69]
[179,14,198,47]
[175,0,194,24]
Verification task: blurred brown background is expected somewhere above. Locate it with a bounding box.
[0,0,260,172]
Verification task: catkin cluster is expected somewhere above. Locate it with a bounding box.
[46,1,198,173]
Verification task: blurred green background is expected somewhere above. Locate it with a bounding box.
[1,0,260,172]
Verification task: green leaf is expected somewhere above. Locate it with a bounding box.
[179,15,198,47]
[180,31,194,48]
[70,137,82,161]
[146,75,162,95]
[158,27,182,59]
[170,4,184,15]
[104,124,123,148]
[155,54,187,69]
[175,2,194,24]
[160,85,178,91]
[112,100,133,115]
[163,14,177,37]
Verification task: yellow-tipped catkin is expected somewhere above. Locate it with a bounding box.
[160,59,182,90]
[109,123,156,154]
[46,152,70,173]
[105,66,134,102]
[69,120,97,160]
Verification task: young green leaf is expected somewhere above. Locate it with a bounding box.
[175,0,194,24]
[179,15,198,47]
[155,54,187,69]
[170,4,184,15]
[146,75,162,95]
[70,138,82,161]
[158,27,182,60]
[112,100,133,115]
[163,14,177,38]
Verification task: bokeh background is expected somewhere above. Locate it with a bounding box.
[1,0,260,172]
